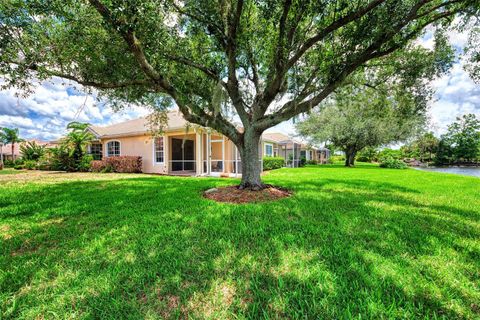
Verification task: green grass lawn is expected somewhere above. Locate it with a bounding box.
[0,168,24,175]
[1,165,479,319]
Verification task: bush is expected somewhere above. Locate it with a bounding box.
[36,155,52,171]
[90,160,107,172]
[23,160,37,170]
[357,147,378,162]
[91,156,142,173]
[4,159,23,168]
[330,155,345,163]
[299,156,306,167]
[14,164,24,170]
[106,156,142,173]
[263,157,284,171]
[379,157,408,169]
[20,141,45,161]
[306,159,318,165]
[377,149,402,162]
[78,155,93,172]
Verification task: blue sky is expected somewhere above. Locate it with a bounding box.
[0,29,478,141]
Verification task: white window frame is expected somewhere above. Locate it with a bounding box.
[88,142,103,159]
[264,143,274,157]
[153,136,165,164]
[105,140,121,157]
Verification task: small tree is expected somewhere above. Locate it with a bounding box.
[402,132,439,163]
[296,64,430,166]
[20,141,46,161]
[0,127,23,161]
[62,122,96,171]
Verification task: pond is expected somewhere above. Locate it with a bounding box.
[414,166,480,178]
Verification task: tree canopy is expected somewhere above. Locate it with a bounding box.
[296,82,428,166]
[295,42,447,166]
[1,0,478,187]
[437,114,480,164]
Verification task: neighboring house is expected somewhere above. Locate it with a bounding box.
[262,132,330,166]
[1,139,53,161]
[87,110,329,176]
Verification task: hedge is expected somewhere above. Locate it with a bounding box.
[91,156,142,173]
[263,157,284,171]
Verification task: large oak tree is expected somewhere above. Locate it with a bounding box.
[1,0,478,188]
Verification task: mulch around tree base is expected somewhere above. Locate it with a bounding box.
[203,185,292,204]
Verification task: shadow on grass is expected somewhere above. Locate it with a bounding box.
[1,174,479,318]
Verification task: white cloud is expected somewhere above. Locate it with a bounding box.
[0,115,35,128]
[0,78,150,141]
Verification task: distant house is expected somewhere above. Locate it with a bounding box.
[87,110,329,176]
[0,139,54,161]
[262,132,330,166]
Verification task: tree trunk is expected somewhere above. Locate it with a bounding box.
[349,151,356,166]
[345,148,356,167]
[238,128,265,190]
[11,144,15,161]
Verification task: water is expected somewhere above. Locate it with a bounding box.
[414,166,480,178]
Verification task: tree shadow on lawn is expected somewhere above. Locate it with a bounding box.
[1,175,479,319]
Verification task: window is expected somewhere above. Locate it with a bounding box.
[106,141,120,157]
[265,143,273,157]
[154,137,164,163]
[89,143,103,160]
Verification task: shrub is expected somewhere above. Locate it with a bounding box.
[357,147,378,162]
[299,156,306,167]
[263,157,284,171]
[306,159,318,165]
[20,141,45,161]
[23,160,37,170]
[90,160,107,173]
[330,155,345,163]
[36,154,52,171]
[378,148,402,162]
[106,156,142,173]
[78,155,93,172]
[91,156,142,173]
[4,159,23,168]
[379,157,408,169]
[14,164,24,170]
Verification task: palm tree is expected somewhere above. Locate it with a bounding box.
[63,122,95,166]
[0,127,23,161]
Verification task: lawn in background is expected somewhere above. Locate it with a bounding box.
[1,165,479,319]
[0,168,24,175]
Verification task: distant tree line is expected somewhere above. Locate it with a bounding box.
[357,114,480,166]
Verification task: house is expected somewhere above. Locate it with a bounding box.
[0,139,53,161]
[87,110,329,176]
[262,132,330,166]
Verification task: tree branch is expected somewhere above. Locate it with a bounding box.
[254,0,458,130]
[256,0,388,118]
[286,0,388,69]
[224,0,250,125]
[88,0,172,91]
[163,53,221,81]
[5,60,154,90]
[87,0,240,143]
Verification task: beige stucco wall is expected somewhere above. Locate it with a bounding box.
[98,129,292,174]
[261,140,280,158]
[100,135,167,174]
